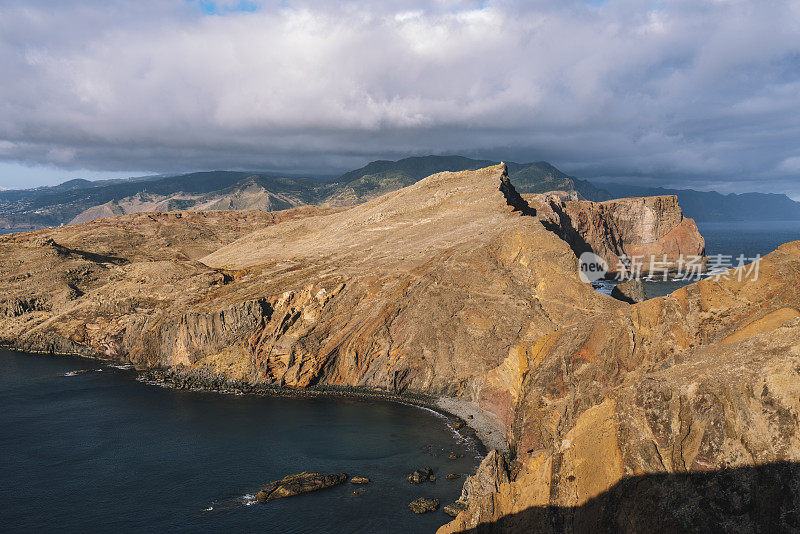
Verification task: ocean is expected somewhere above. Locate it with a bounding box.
[0,351,478,533]
[0,229,36,235]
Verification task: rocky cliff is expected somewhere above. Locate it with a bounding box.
[439,240,800,533]
[1,165,798,532]
[527,194,706,276]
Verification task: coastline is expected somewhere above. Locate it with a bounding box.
[139,367,508,456]
[0,347,506,457]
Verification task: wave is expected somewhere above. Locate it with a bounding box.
[63,368,104,377]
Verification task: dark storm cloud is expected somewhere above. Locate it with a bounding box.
[0,0,799,194]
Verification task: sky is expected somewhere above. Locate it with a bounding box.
[0,0,799,196]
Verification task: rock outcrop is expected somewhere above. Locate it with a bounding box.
[1,165,799,533]
[409,497,441,514]
[408,468,436,484]
[255,472,348,502]
[527,194,706,276]
[610,278,646,303]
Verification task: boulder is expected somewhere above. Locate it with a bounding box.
[409,497,440,514]
[445,473,461,480]
[350,476,370,484]
[407,467,434,484]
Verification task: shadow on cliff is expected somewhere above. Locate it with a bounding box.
[538,202,595,260]
[464,462,800,533]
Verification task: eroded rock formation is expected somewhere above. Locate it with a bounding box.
[526,194,706,276]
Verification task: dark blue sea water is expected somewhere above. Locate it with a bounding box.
[0,351,478,533]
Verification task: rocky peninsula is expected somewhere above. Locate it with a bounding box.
[1,164,798,532]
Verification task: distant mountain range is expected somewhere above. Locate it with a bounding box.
[2,156,798,228]
[0,156,610,228]
[600,183,800,222]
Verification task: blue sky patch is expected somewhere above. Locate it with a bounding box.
[189,1,259,16]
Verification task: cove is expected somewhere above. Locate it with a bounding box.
[0,350,479,533]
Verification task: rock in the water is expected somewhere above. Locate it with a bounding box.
[443,500,468,517]
[409,497,440,514]
[350,476,370,484]
[452,421,465,430]
[407,467,434,484]
[611,278,646,303]
[448,453,463,460]
[446,473,461,480]
[256,472,347,502]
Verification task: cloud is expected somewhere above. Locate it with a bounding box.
[0,0,799,194]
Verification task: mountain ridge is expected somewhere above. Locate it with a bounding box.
[601,182,800,221]
[0,156,611,228]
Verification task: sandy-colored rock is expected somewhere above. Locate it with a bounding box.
[610,278,646,303]
[0,165,616,435]
[439,242,800,533]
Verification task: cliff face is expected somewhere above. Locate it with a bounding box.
[1,166,798,532]
[527,194,706,276]
[439,241,800,533]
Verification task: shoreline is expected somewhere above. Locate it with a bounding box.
[139,368,508,456]
[0,347,507,456]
